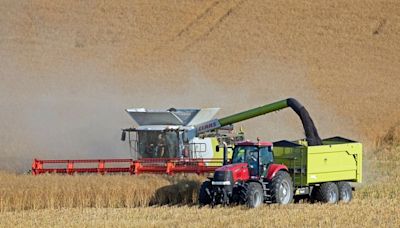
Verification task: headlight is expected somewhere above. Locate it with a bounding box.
[211,181,231,185]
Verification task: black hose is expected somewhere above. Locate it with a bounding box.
[286,98,323,146]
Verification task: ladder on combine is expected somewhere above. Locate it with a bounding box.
[31,158,223,175]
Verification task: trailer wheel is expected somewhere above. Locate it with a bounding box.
[315,182,339,203]
[310,186,319,203]
[198,181,212,205]
[270,171,293,204]
[337,181,352,203]
[246,182,264,208]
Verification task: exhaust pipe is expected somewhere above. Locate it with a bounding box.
[121,130,126,141]
[222,142,228,166]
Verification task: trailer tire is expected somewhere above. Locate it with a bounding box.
[315,182,339,203]
[270,171,293,204]
[246,182,264,208]
[337,181,352,203]
[310,186,319,203]
[198,181,212,205]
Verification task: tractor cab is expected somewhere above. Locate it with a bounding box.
[231,140,274,177]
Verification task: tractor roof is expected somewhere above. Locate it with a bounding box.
[236,140,272,147]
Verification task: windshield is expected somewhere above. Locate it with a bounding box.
[232,146,273,164]
[232,145,273,177]
[138,131,179,158]
[232,146,259,164]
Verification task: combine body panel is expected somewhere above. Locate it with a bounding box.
[190,137,233,164]
[273,137,362,187]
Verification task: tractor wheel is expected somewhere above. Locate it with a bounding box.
[315,182,339,203]
[198,181,212,205]
[232,184,246,204]
[270,171,293,204]
[246,182,264,208]
[337,181,352,203]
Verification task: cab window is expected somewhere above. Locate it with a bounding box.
[232,146,258,164]
[259,146,273,164]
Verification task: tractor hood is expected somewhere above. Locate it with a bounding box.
[215,163,250,182]
[216,163,248,172]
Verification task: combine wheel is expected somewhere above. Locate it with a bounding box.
[337,181,352,203]
[315,182,339,203]
[270,171,293,204]
[198,181,212,205]
[246,182,264,208]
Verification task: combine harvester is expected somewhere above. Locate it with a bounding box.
[32,105,244,175]
[32,97,362,207]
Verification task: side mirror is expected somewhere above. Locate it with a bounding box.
[215,145,220,152]
[121,131,126,141]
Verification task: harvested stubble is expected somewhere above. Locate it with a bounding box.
[0,181,400,227]
[0,173,205,212]
[0,145,400,227]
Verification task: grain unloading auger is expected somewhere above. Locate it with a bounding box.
[193,98,322,145]
[32,98,361,184]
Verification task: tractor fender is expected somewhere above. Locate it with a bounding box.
[266,164,288,180]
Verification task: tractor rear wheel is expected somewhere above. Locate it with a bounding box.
[198,181,212,205]
[337,181,352,203]
[246,182,264,208]
[270,171,293,204]
[315,182,339,203]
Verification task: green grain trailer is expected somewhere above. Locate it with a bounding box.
[273,137,362,200]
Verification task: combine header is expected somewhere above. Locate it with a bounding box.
[32,159,134,175]
[31,158,223,175]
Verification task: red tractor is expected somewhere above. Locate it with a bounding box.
[199,140,293,208]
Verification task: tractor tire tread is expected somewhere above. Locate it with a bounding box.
[246,182,264,208]
[198,181,212,205]
[269,170,293,204]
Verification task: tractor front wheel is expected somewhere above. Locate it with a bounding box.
[246,182,264,208]
[198,181,212,205]
[270,171,293,204]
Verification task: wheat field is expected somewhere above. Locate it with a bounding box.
[1,0,400,227]
[1,137,400,227]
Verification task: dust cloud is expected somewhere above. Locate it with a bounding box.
[1,1,399,171]
[0,51,355,172]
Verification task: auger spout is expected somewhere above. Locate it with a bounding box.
[195,98,322,146]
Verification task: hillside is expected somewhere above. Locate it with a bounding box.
[1,0,400,170]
